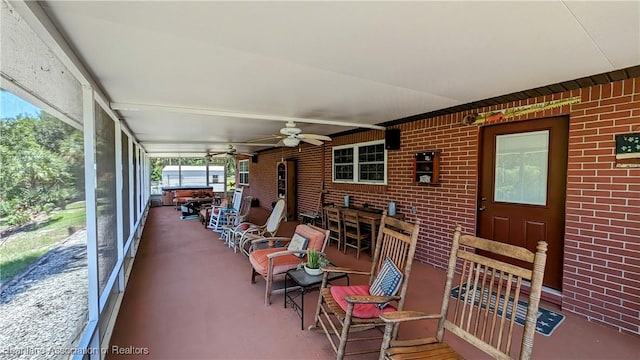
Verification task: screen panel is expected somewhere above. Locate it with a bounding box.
[95,105,117,296]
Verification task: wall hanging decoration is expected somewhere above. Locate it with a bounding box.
[615,133,640,167]
[471,96,581,125]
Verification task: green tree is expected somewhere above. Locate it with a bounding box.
[0,113,83,225]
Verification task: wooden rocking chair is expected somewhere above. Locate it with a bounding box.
[310,213,420,359]
[378,225,548,360]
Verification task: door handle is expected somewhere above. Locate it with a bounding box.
[479,195,487,211]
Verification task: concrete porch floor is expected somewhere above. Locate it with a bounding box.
[107,206,640,359]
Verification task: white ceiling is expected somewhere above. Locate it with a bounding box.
[39,1,640,155]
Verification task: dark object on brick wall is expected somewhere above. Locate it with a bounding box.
[252,153,258,163]
[251,198,260,207]
[385,128,401,150]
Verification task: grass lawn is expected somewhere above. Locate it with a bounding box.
[0,201,86,282]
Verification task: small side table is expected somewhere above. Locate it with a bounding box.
[284,267,349,330]
[300,212,323,227]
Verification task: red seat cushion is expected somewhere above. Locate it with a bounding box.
[330,285,397,319]
[249,248,301,277]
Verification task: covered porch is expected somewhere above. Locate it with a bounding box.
[107,206,640,359]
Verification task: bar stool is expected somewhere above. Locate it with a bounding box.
[342,209,370,259]
[325,206,342,250]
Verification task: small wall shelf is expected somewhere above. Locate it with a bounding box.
[277,160,297,221]
[413,150,440,185]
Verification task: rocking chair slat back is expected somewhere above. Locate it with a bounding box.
[442,228,547,359]
[379,225,547,360]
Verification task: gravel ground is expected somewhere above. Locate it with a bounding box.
[0,230,88,359]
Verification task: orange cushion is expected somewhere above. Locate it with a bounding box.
[174,190,193,197]
[329,285,396,319]
[249,248,301,277]
[293,224,326,251]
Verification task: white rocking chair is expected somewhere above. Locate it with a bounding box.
[208,187,243,232]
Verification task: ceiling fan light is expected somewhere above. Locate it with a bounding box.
[282,137,300,147]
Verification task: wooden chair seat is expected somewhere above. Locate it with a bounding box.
[385,342,462,360]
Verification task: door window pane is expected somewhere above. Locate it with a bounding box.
[494,130,549,205]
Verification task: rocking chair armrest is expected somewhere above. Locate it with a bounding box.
[251,236,291,245]
[238,223,266,235]
[322,265,370,276]
[210,204,227,211]
[378,311,441,324]
[267,250,326,259]
[345,294,400,305]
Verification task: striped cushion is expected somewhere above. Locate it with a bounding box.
[287,232,308,258]
[369,258,403,309]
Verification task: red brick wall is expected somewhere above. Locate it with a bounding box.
[240,144,326,215]
[245,77,640,335]
[564,79,640,335]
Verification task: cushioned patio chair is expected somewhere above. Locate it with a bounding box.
[377,225,548,360]
[310,213,420,360]
[249,224,330,306]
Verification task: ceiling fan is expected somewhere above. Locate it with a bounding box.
[276,121,332,147]
[205,144,253,161]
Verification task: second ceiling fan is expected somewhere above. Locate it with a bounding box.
[277,121,332,147]
[205,144,253,161]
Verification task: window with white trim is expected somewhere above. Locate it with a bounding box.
[238,159,250,185]
[332,141,387,184]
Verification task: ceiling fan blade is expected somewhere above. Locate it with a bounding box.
[299,137,323,146]
[298,133,331,141]
[248,135,281,143]
[276,139,285,147]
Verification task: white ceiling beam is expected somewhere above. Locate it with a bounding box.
[142,140,278,147]
[110,101,386,130]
